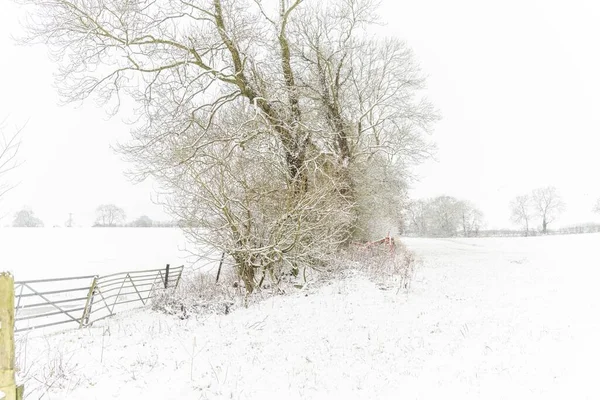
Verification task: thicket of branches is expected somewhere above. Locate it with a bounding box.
[21,0,437,291]
[0,120,22,201]
[405,196,483,237]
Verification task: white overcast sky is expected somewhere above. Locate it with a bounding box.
[1,0,599,229]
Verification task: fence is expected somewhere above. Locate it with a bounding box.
[353,233,397,254]
[13,264,183,333]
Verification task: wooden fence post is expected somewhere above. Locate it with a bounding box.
[164,264,170,289]
[80,276,98,329]
[0,272,23,400]
[216,252,225,283]
[174,266,183,290]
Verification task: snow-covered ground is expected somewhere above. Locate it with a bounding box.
[0,228,216,280]
[14,233,600,399]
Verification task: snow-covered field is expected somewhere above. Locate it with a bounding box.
[0,228,215,280]
[14,233,600,399]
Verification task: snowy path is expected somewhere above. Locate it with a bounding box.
[17,234,600,399]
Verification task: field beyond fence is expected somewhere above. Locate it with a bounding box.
[12,264,184,333]
[403,223,600,238]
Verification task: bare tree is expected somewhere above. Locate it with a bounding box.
[352,157,408,240]
[531,186,565,234]
[13,207,44,227]
[510,195,534,236]
[65,212,74,227]
[21,0,437,291]
[157,113,354,290]
[0,120,23,200]
[95,204,126,227]
[291,3,436,231]
[428,196,463,237]
[594,198,600,214]
[458,200,484,237]
[406,199,431,236]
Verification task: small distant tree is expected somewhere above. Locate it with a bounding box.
[406,199,431,236]
[594,198,600,214]
[510,195,534,236]
[458,201,484,237]
[13,207,44,227]
[95,204,126,227]
[131,215,153,227]
[428,196,462,237]
[65,212,74,227]
[531,186,565,234]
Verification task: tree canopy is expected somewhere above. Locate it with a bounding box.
[21,0,438,291]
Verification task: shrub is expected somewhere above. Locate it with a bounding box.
[152,239,418,319]
[323,240,418,290]
[151,271,238,319]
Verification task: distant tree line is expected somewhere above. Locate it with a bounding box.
[9,193,600,233]
[403,186,600,239]
[477,224,600,237]
[404,196,484,237]
[93,204,179,227]
[9,203,179,228]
